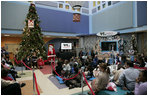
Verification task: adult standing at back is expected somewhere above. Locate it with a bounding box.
[91,49,95,60]
[79,50,83,62]
[119,61,140,91]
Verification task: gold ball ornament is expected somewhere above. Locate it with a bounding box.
[23,28,25,31]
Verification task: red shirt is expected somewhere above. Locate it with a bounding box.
[37,58,44,66]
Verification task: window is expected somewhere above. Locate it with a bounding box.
[72,7,75,11]
[97,1,100,5]
[112,1,120,5]
[93,1,96,7]
[65,1,68,3]
[108,1,112,6]
[65,5,69,9]
[98,6,101,11]
[101,41,117,51]
[103,3,106,8]
[77,8,80,12]
[59,4,63,8]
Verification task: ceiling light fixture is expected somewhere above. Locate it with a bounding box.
[4,34,10,36]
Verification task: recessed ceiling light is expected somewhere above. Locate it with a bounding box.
[4,35,10,36]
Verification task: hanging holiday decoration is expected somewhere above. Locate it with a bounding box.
[129,34,137,55]
[73,13,81,22]
[28,20,34,28]
[118,38,127,53]
[68,1,84,22]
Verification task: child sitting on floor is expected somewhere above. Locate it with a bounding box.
[37,56,44,69]
[84,67,90,79]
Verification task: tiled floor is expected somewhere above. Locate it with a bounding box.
[16,69,90,95]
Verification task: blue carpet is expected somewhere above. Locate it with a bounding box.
[48,75,68,89]
[14,66,26,71]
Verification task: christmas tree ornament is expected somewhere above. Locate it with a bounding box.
[23,28,25,31]
[28,19,34,28]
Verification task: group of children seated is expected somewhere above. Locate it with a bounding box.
[23,52,45,69]
[1,46,147,95]
[53,52,147,95]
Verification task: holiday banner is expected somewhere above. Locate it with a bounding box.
[73,13,80,22]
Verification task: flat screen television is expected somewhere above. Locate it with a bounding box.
[61,43,72,50]
[101,41,117,51]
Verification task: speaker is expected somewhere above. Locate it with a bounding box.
[74,42,76,47]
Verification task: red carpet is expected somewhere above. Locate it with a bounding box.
[39,65,53,74]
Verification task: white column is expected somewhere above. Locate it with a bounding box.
[133,1,137,28]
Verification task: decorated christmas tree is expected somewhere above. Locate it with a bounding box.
[17,2,47,60]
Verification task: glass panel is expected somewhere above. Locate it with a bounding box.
[93,1,96,7]
[97,1,100,5]
[103,3,106,8]
[72,7,75,11]
[65,5,69,9]
[108,1,111,6]
[77,8,80,12]
[59,4,63,8]
[98,6,101,10]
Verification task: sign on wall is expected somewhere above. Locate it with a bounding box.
[61,43,72,49]
[97,31,118,37]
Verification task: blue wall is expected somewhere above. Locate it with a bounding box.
[1,1,89,35]
[137,1,147,26]
[36,7,89,34]
[92,2,133,34]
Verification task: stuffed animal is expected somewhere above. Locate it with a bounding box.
[106,82,117,92]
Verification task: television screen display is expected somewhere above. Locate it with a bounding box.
[101,41,117,51]
[61,43,72,49]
